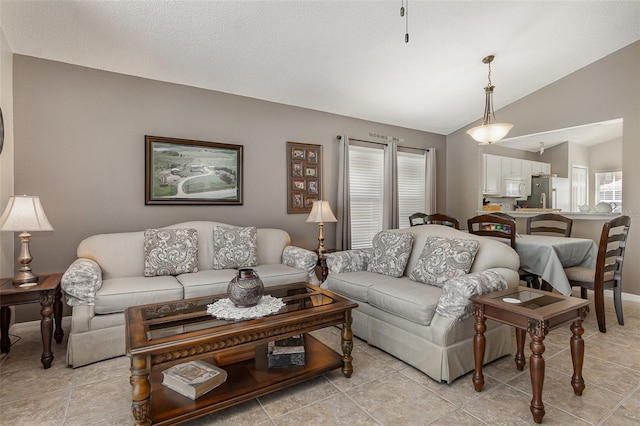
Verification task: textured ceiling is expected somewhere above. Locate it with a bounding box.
[1,1,639,135]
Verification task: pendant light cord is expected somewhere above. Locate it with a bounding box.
[401,0,409,43]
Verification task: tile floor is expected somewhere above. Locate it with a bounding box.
[1,292,639,425]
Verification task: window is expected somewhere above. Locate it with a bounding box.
[348,144,428,248]
[349,144,384,249]
[595,171,622,212]
[397,150,427,229]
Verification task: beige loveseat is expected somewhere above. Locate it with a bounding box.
[61,221,317,367]
[321,224,520,384]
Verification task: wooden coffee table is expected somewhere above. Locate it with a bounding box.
[0,273,64,369]
[470,286,590,424]
[125,282,357,425]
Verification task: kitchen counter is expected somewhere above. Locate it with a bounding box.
[476,210,620,220]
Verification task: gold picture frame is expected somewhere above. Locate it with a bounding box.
[287,141,322,213]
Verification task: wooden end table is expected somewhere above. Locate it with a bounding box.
[470,286,589,424]
[0,273,64,368]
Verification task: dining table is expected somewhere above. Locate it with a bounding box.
[514,234,599,295]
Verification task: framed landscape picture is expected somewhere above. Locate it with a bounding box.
[145,135,243,205]
[287,141,322,214]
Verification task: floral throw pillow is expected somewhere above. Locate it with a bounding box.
[144,228,198,277]
[409,236,480,287]
[212,226,258,270]
[366,231,414,278]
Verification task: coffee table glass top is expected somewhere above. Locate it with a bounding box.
[493,289,564,310]
[140,283,337,341]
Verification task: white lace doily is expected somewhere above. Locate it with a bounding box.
[207,295,285,320]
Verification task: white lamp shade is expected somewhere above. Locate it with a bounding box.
[466,122,514,144]
[306,200,337,223]
[0,195,54,232]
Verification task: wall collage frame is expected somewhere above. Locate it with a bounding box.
[286,141,322,214]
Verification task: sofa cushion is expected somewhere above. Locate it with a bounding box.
[94,276,184,314]
[409,236,479,287]
[367,278,442,326]
[436,270,507,321]
[144,228,199,277]
[212,226,258,270]
[367,231,414,278]
[325,271,396,303]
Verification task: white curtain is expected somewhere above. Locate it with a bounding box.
[425,148,437,213]
[384,142,399,229]
[336,135,351,250]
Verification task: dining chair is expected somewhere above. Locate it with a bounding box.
[489,212,515,220]
[409,212,429,226]
[467,214,516,248]
[468,214,539,289]
[426,213,460,229]
[527,213,573,237]
[564,215,631,333]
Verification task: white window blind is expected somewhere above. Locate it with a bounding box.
[595,171,622,212]
[349,144,384,249]
[398,150,426,229]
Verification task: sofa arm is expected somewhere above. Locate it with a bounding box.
[282,245,318,282]
[435,270,507,321]
[61,259,103,306]
[325,248,372,274]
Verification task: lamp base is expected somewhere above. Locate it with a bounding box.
[12,270,38,286]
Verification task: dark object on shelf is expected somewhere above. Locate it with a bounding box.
[268,334,306,367]
[227,268,264,307]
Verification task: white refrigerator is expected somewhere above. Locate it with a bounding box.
[528,176,571,211]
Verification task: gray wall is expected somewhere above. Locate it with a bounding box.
[10,55,446,322]
[447,40,640,296]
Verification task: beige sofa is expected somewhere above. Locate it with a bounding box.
[61,221,318,367]
[321,224,520,384]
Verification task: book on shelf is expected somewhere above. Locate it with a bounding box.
[268,334,306,367]
[161,360,227,400]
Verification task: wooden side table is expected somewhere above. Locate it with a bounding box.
[470,286,589,424]
[316,249,336,282]
[0,273,64,369]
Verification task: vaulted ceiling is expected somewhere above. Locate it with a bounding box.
[1,1,639,135]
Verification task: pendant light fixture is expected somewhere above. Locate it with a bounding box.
[466,55,513,144]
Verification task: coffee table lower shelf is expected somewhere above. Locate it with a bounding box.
[149,335,342,425]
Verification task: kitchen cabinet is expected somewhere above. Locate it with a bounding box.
[482,155,551,198]
[501,157,523,177]
[521,160,533,196]
[483,154,502,195]
[530,161,551,176]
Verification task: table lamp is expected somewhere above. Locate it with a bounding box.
[0,195,54,285]
[306,200,337,257]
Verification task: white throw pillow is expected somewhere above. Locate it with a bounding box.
[409,236,479,287]
[366,231,414,278]
[212,225,258,270]
[144,228,198,277]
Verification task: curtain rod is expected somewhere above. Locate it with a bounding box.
[336,135,430,152]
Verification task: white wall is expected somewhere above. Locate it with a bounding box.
[447,40,640,296]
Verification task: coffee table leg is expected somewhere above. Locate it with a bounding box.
[341,310,354,378]
[1,306,11,354]
[53,287,64,344]
[472,303,486,392]
[528,320,548,424]
[39,291,55,369]
[570,315,586,396]
[515,328,526,371]
[130,355,152,426]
